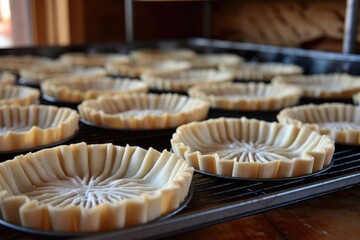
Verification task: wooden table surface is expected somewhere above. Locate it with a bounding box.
[166,185,360,240]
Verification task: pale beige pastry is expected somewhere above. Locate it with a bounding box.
[0,142,193,232]
[59,53,127,67]
[353,92,360,105]
[0,85,40,106]
[142,69,234,92]
[19,63,106,86]
[188,82,302,111]
[191,53,244,68]
[106,58,191,77]
[0,105,78,152]
[171,117,334,178]
[0,55,52,74]
[273,73,360,99]
[131,48,196,62]
[277,103,360,145]
[78,93,210,130]
[220,62,303,81]
[0,72,16,85]
[41,76,148,103]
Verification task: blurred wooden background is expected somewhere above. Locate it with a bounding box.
[24,0,359,52]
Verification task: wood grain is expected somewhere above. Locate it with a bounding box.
[167,186,360,240]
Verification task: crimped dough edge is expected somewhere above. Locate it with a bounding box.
[191,54,244,68]
[106,59,191,78]
[141,69,234,92]
[0,104,79,151]
[0,72,16,85]
[78,93,210,129]
[0,142,193,232]
[41,76,148,103]
[353,92,360,105]
[277,103,360,145]
[188,82,302,111]
[171,117,334,178]
[220,62,303,81]
[130,48,196,62]
[19,63,106,85]
[273,73,360,99]
[0,85,40,106]
[59,53,127,67]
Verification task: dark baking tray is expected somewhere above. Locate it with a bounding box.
[0,38,359,240]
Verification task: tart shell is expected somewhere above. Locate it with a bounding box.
[41,76,148,103]
[78,93,210,130]
[0,105,79,152]
[0,86,40,106]
[141,69,234,92]
[0,142,193,232]
[171,117,334,178]
[273,73,360,99]
[220,62,303,81]
[188,82,302,111]
[277,103,360,145]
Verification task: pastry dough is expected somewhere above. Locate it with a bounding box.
[142,69,234,92]
[220,62,303,81]
[106,58,190,77]
[78,93,210,129]
[0,72,16,85]
[188,82,302,111]
[278,103,360,145]
[273,73,360,99]
[41,76,148,103]
[171,117,334,178]
[191,53,244,68]
[0,85,40,106]
[131,48,195,62]
[19,63,106,86]
[0,55,52,74]
[0,105,79,152]
[0,142,193,232]
[60,53,127,67]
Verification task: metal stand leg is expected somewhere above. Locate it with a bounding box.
[203,1,212,39]
[343,0,359,54]
[125,0,134,44]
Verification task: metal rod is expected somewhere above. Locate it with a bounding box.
[203,1,212,39]
[124,0,134,43]
[343,0,359,54]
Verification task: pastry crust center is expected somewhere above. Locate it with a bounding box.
[318,121,360,131]
[22,176,158,208]
[201,141,297,162]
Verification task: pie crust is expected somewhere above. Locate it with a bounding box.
[0,85,40,106]
[78,93,210,129]
[0,105,79,152]
[171,117,334,178]
[277,103,360,145]
[19,63,106,86]
[130,48,195,62]
[0,142,193,232]
[0,72,16,85]
[41,76,148,103]
[188,82,302,111]
[59,53,127,67]
[106,58,191,78]
[191,53,244,68]
[273,73,360,99]
[220,62,303,81]
[0,55,52,74]
[141,69,234,92]
[353,92,360,105]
